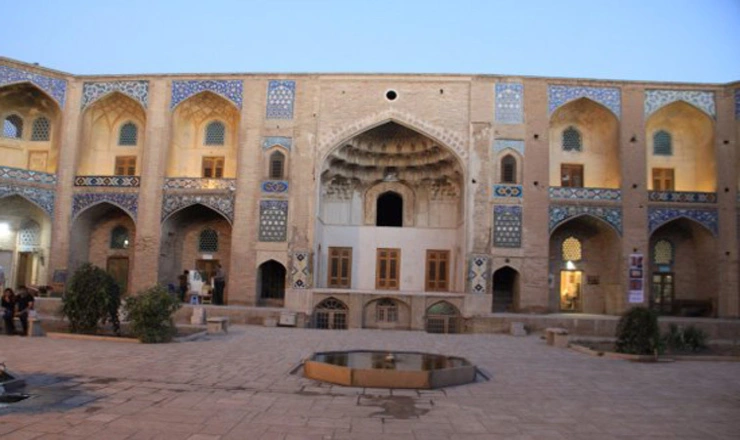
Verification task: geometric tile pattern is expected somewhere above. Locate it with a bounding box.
[735,89,740,120]
[163,178,236,191]
[467,254,490,294]
[74,176,141,187]
[549,204,622,235]
[648,207,718,236]
[170,80,243,109]
[261,180,289,194]
[259,200,288,242]
[0,165,57,185]
[81,81,149,109]
[493,184,523,199]
[73,192,138,221]
[494,83,524,124]
[266,80,296,119]
[644,90,715,119]
[262,136,292,151]
[0,183,55,216]
[647,191,717,204]
[548,85,621,118]
[549,187,622,201]
[0,65,67,106]
[161,193,235,223]
[494,205,522,248]
[290,251,312,289]
[493,139,525,156]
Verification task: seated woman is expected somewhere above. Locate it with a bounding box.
[14,287,34,336]
[2,288,16,335]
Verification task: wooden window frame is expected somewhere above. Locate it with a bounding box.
[114,155,137,176]
[652,168,674,191]
[328,247,352,288]
[202,156,225,178]
[560,163,584,188]
[500,155,517,184]
[425,250,450,292]
[375,248,401,290]
[269,150,286,180]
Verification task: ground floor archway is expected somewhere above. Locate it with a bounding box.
[0,195,52,291]
[313,297,348,329]
[257,260,286,307]
[492,266,519,312]
[425,301,461,333]
[363,297,411,329]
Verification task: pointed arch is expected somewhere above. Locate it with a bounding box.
[549,206,623,236]
[73,199,137,225]
[0,80,65,110]
[161,199,233,225]
[0,187,55,217]
[648,209,718,237]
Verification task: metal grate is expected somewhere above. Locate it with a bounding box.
[653,240,673,264]
[31,117,50,141]
[2,115,23,138]
[110,226,130,249]
[204,121,225,145]
[198,228,218,252]
[18,221,40,250]
[653,130,672,156]
[118,122,138,146]
[562,236,582,261]
[562,127,582,152]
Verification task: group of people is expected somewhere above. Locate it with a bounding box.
[176,265,227,305]
[1,286,35,336]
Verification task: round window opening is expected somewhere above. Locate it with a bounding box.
[385,90,398,101]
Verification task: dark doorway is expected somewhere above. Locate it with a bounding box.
[492,266,518,312]
[258,260,286,307]
[376,192,403,227]
[106,257,129,295]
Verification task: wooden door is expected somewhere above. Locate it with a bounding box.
[561,164,584,188]
[328,247,352,288]
[376,248,400,290]
[16,252,33,288]
[425,250,449,292]
[196,259,220,286]
[651,273,674,314]
[107,257,129,294]
[652,168,674,191]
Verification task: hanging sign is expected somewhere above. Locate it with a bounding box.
[628,253,644,303]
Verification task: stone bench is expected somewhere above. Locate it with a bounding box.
[207,317,229,335]
[545,327,569,348]
[12,317,45,337]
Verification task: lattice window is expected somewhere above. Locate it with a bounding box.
[500,154,517,183]
[259,200,288,242]
[562,127,582,152]
[425,302,460,334]
[17,221,40,250]
[494,206,522,248]
[269,151,285,179]
[118,122,138,146]
[198,228,218,252]
[653,240,673,265]
[110,226,130,249]
[314,297,348,330]
[204,121,225,145]
[376,298,398,323]
[31,117,51,141]
[3,114,23,139]
[653,130,672,156]
[562,237,582,261]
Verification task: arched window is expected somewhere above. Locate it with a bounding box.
[198,228,218,252]
[118,122,138,146]
[425,301,460,334]
[653,240,673,265]
[376,191,403,227]
[562,127,582,152]
[653,130,672,156]
[500,154,517,183]
[269,151,285,179]
[376,298,398,323]
[314,297,349,330]
[31,117,51,141]
[110,226,130,249]
[204,121,225,145]
[562,236,582,261]
[2,114,23,139]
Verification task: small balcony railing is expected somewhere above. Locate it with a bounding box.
[648,191,716,204]
[549,187,621,201]
[74,175,140,187]
[0,165,57,185]
[163,178,236,191]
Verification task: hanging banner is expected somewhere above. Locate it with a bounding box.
[628,253,644,303]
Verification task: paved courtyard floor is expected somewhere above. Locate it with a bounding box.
[1,326,739,439]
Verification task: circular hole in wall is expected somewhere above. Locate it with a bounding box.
[385,90,398,101]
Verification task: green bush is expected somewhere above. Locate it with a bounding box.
[124,285,181,343]
[664,324,708,353]
[615,307,662,355]
[61,263,121,334]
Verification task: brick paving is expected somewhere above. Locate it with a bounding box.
[1,326,739,439]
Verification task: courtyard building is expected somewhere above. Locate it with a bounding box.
[0,57,738,330]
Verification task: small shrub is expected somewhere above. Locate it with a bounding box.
[664,324,708,353]
[125,285,181,343]
[62,263,121,334]
[615,307,662,355]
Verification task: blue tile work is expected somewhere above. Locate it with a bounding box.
[494,83,524,124]
[163,178,236,191]
[548,85,621,118]
[493,139,525,156]
[549,204,622,235]
[493,184,522,199]
[549,187,622,201]
[262,136,292,151]
[81,81,149,109]
[648,207,718,236]
[0,184,55,216]
[161,193,235,223]
[735,89,740,120]
[0,65,67,106]
[647,191,717,204]
[170,80,243,109]
[73,193,138,221]
[291,251,312,289]
[468,255,490,294]
[266,80,296,119]
[261,180,289,194]
[74,176,140,187]
[644,90,715,119]
[494,205,522,248]
[259,200,288,241]
[0,165,57,185]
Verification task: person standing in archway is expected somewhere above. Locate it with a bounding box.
[213,265,226,305]
[2,288,16,335]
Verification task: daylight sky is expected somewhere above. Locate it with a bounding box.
[1,0,738,83]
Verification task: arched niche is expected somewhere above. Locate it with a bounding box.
[364,182,415,227]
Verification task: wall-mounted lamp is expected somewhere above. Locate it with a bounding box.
[565,260,576,270]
